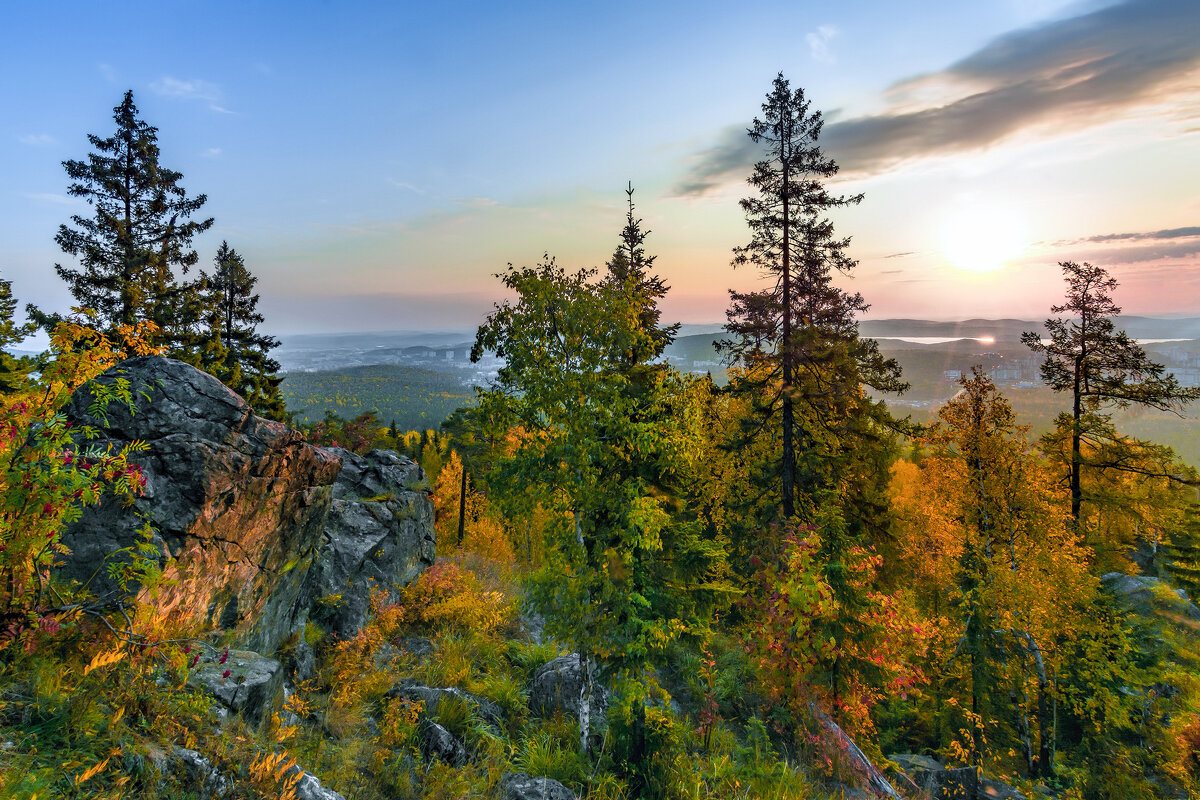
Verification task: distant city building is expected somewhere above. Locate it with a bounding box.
[944,369,962,381]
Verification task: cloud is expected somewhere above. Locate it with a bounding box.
[675,0,1200,194]
[807,25,839,63]
[882,251,916,259]
[98,63,117,83]
[18,134,55,146]
[201,147,222,158]
[150,77,232,113]
[24,192,81,205]
[1072,226,1200,243]
[387,178,424,194]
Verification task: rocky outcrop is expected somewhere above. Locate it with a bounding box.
[164,746,232,797]
[1102,572,1200,621]
[385,679,504,732]
[421,719,469,766]
[61,356,341,653]
[288,766,348,800]
[188,649,284,726]
[500,773,578,800]
[308,448,435,637]
[528,654,607,721]
[888,753,1027,800]
[58,356,435,655]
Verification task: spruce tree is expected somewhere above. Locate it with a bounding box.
[721,73,904,522]
[51,90,213,349]
[198,242,285,419]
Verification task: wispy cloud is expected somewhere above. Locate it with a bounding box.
[150,77,232,113]
[882,251,916,259]
[18,134,55,146]
[1071,226,1200,244]
[98,63,117,83]
[200,147,223,158]
[675,0,1200,194]
[24,192,81,206]
[387,178,424,194]
[807,25,839,63]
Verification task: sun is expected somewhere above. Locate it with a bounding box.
[939,202,1030,272]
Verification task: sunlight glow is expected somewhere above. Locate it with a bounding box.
[939,202,1030,272]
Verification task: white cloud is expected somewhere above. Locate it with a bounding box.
[806,25,839,63]
[18,134,55,146]
[149,77,232,113]
[24,192,81,206]
[201,147,223,158]
[387,178,424,194]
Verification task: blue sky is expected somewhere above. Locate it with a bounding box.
[3,0,1198,334]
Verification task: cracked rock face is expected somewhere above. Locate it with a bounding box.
[59,356,436,654]
[60,356,342,653]
[500,773,578,800]
[308,448,435,638]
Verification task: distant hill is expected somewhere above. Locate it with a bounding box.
[281,364,472,431]
[860,316,1200,341]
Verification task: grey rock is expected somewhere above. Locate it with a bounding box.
[188,649,283,725]
[421,719,468,766]
[1102,572,1200,621]
[983,779,1028,799]
[500,772,578,800]
[308,448,435,638]
[528,654,608,722]
[169,746,231,797]
[888,753,944,773]
[287,766,347,800]
[284,637,316,683]
[60,356,342,654]
[890,755,1027,800]
[398,636,435,659]
[386,679,504,732]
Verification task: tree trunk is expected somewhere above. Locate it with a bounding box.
[578,652,592,756]
[456,461,467,546]
[780,126,794,520]
[810,703,904,799]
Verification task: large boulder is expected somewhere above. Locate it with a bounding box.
[528,654,608,722]
[500,773,577,800]
[307,448,435,637]
[60,356,341,653]
[58,356,436,654]
[1102,572,1200,621]
[887,753,1026,800]
[188,649,284,726]
[385,679,504,732]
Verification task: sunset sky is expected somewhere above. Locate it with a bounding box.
[2,0,1198,334]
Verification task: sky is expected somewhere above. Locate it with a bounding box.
[1,0,1198,335]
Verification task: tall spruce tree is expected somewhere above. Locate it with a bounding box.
[198,242,285,419]
[1021,261,1200,525]
[720,73,905,521]
[51,90,213,350]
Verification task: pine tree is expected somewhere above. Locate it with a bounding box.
[51,90,213,349]
[720,73,904,521]
[197,242,285,419]
[1021,261,1200,525]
